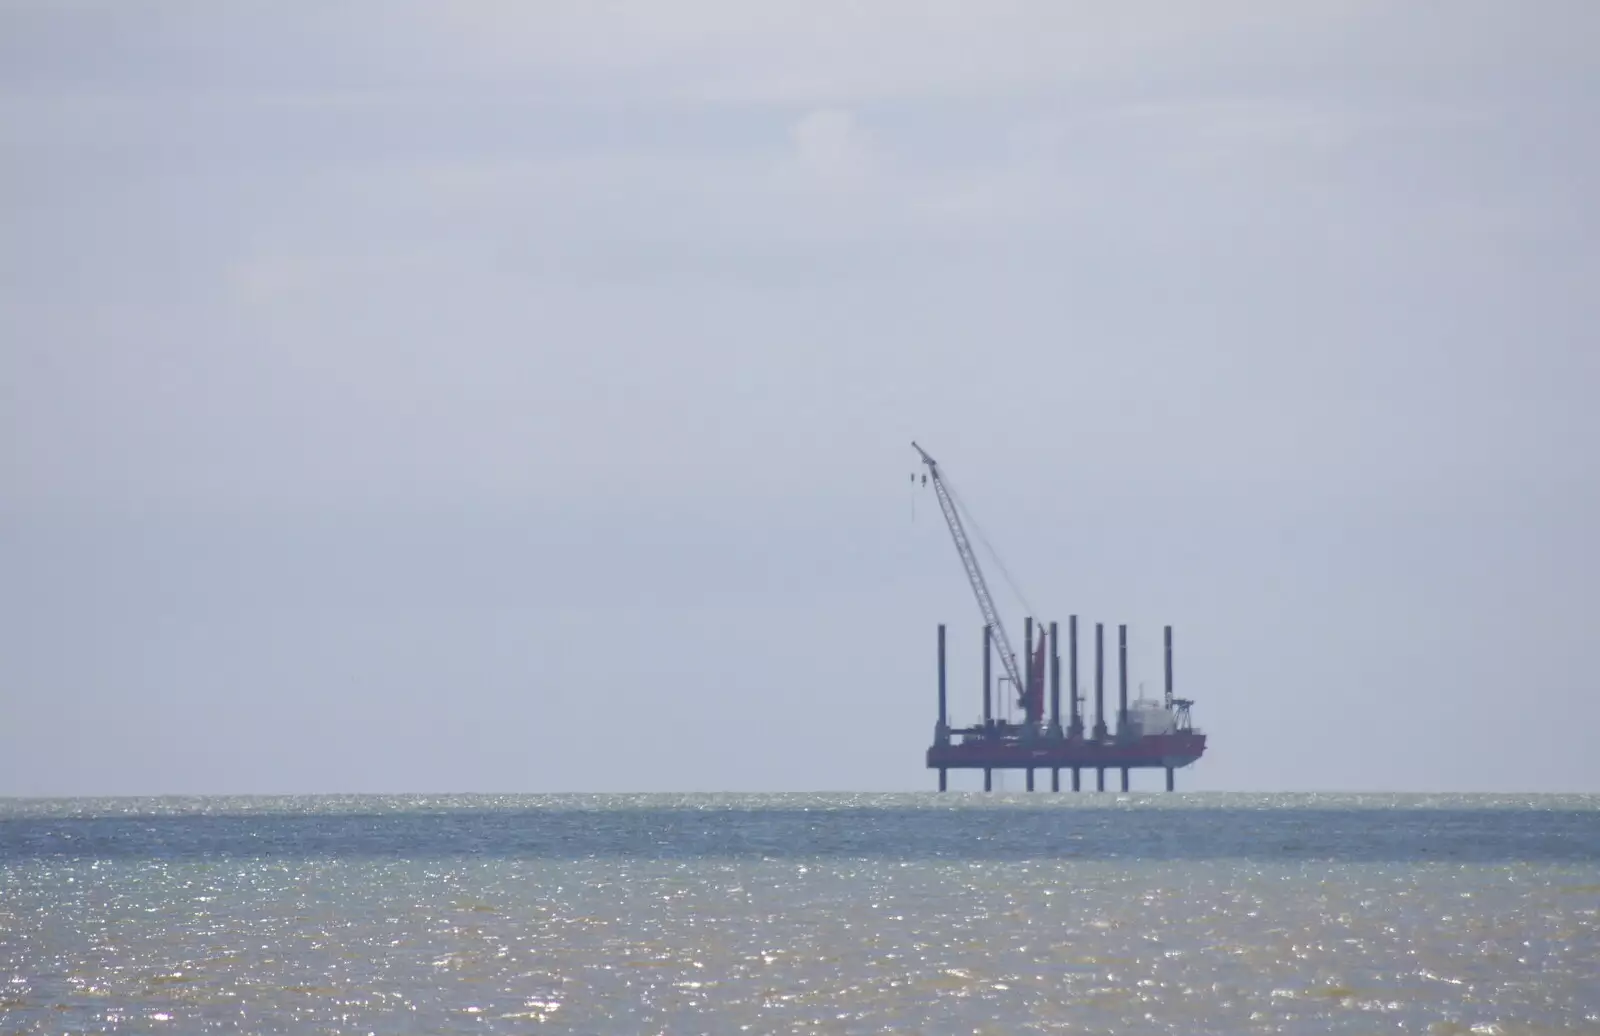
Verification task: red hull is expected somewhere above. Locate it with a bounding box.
[927,732,1206,770]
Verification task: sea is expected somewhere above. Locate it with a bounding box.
[2,793,1597,1034]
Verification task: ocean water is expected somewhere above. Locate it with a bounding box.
[2,793,1597,1034]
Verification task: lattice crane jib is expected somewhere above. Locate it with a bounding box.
[912,442,1025,711]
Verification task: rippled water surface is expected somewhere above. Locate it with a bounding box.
[3,793,1598,1033]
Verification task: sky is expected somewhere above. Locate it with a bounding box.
[2,1,1597,795]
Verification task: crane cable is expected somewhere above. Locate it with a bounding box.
[939,470,1038,622]
[925,464,1039,727]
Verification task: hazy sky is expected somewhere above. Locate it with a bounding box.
[3,2,1597,795]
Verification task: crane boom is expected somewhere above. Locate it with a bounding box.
[912,442,1026,714]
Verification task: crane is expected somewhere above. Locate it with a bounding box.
[912,442,1027,720]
